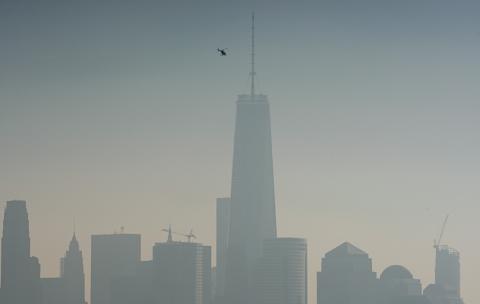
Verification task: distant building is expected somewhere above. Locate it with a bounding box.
[424,284,449,304]
[215,197,230,301]
[255,238,307,304]
[108,231,212,304]
[317,242,379,304]
[379,265,429,304]
[434,246,463,304]
[110,261,154,304]
[380,265,422,297]
[91,233,141,304]
[1,200,42,304]
[152,233,212,304]
[41,277,66,304]
[61,234,86,304]
[211,267,217,300]
[41,233,86,304]
[225,15,277,304]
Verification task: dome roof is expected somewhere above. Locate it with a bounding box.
[423,283,447,297]
[380,265,413,280]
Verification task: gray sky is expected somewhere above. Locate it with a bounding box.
[1,1,480,303]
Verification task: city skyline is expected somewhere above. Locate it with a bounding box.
[0,199,463,304]
[1,1,480,304]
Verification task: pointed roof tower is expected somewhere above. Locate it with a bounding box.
[325,242,368,257]
[68,217,79,251]
[69,233,80,252]
[225,12,277,304]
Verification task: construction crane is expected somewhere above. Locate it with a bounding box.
[434,214,449,249]
[162,226,197,243]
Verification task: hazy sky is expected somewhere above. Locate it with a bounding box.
[1,1,480,303]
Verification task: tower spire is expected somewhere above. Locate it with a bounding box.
[73,216,76,237]
[250,12,255,100]
[167,224,173,243]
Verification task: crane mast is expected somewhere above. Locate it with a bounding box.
[434,214,449,249]
[162,226,197,243]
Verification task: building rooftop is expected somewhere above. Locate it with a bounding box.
[6,200,26,207]
[325,242,368,257]
[381,265,413,280]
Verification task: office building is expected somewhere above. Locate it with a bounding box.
[225,14,277,304]
[41,277,66,304]
[317,242,378,304]
[110,260,154,304]
[379,265,428,304]
[434,246,463,304]
[152,236,212,304]
[61,233,86,304]
[91,233,141,304]
[256,238,307,304]
[1,200,41,304]
[215,197,230,301]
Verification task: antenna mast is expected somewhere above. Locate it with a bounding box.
[250,12,256,100]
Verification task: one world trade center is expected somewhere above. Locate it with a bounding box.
[224,13,277,304]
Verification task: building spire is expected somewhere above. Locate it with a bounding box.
[73,216,76,237]
[250,12,256,100]
[69,217,80,251]
[167,224,173,243]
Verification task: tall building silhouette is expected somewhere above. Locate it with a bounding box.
[152,231,212,304]
[225,13,277,304]
[255,238,307,304]
[91,233,141,304]
[215,197,230,301]
[41,234,86,304]
[1,200,41,304]
[431,245,463,304]
[110,260,154,304]
[317,242,378,304]
[61,234,86,304]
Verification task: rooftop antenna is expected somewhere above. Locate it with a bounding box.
[162,225,174,243]
[250,12,256,100]
[73,216,76,237]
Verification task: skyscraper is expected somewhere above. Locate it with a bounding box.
[61,234,86,304]
[225,14,277,304]
[1,200,41,304]
[91,233,141,304]
[152,233,212,304]
[215,197,231,301]
[317,242,379,304]
[255,238,308,304]
[40,234,85,304]
[434,245,463,304]
[109,260,154,304]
